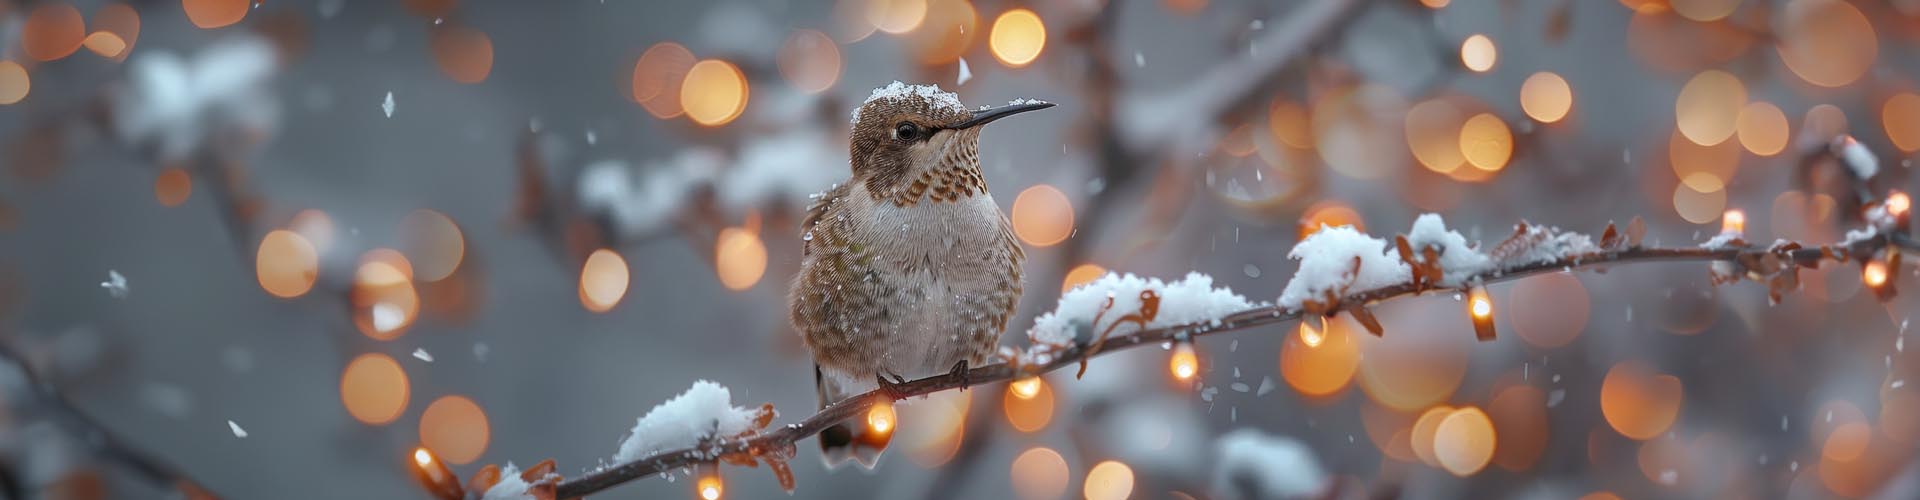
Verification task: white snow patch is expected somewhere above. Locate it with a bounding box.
[1838,136,1878,179]
[100,270,129,298]
[1496,223,1602,265]
[614,380,761,462]
[1700,232,1743,249]
[1406,214,1492,285]
[482,463,554,500]
[113,35,282,162]
[715,128,844,214]
[1211,429,1326,499]
[853,81,967,126]
[1029,272,1261,347]
[1278,225,1410,309]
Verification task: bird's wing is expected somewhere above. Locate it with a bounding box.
[800,182,851,256]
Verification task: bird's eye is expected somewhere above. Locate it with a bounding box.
[894,123,922,142]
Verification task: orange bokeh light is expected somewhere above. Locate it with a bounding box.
[1433,406,1497,476]
[1519,72,1573,123]
[154,167,192,207]
[632,43,696,118]
[988,9,1046,67]
[1459,113,1512,171]
[1736,101,1790,156]
[1011,184,1073,247]
[1411,405,1455,467]
[340,353,410,425]
[1003,375,1052,432]
[580,248,630,313]
[1269,98,1314,150]
[23,4,85,61]
[430,25,494,84]
[1776,0,1876,88]
[0,61,28,105]
[777,30,843,94]
[715,227,768,291]
[867,0,928,34]
[1299,201,1364,239]
[1061,264,1106,293]
[1083,461,1134,500]
[352,252,420,340]
[403,209,465,282]
[1010,447,1068,500]
[682,59,749,127]
[909,0,976,65]
[1169,343,1198,381]
[1508,272,1589,348]
[1676,70,1745,146]
[181,0,249,30]
[419,395,490,465]
[1600,360,1683,440]
[1459,34,1497,72]
[1281,315,1358,397]
[1882,92,1920,152]
[256,230,319,298]
[1405,98,1467,174]
[1489,385,1548,471]
[90,3,142,62]
[1670,128,1739,192]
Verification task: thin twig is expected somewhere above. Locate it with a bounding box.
[555,229,1917,498]
[0,343,220,497]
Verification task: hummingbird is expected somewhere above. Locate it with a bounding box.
[790,82,1052,468]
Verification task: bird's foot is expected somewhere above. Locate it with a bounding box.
[947,360,971,391]
[875,371,910,400]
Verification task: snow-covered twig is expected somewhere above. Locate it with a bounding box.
[552,219,1919,498]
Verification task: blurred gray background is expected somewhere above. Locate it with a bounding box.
[3,0,1920,498]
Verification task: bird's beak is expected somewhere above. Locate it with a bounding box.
[948,101,1055,130]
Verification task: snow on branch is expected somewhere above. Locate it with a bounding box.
[487,208,1918,499]
[613,381,775,463]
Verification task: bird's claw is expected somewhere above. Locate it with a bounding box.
[947,360,971,391]
[875,371,910,400]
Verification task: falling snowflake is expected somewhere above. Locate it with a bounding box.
[100,270,129,298]
[228,420,248,438]
[381,91,395,118]
[413,348,434,363]
[956,57,973,86]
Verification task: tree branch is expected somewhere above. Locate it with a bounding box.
[554,225,1918,498]
[0,342,219,498]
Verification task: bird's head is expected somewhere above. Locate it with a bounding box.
[848,82,1052,198]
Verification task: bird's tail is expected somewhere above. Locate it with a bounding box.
[816,365,889,469]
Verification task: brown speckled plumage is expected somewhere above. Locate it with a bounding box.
[789,85,1041,467]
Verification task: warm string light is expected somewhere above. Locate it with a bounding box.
[867,399,897,436]
[695,463,724,500]
[1864,253,1897,301]
[1720,209,1745,235]
[1010,376,1043,399]
[1886,191,1911,225]
[1298,316,1326,348]
[1467,286,1496,341]
[1169,341,1199,381]
[408,446,462,500]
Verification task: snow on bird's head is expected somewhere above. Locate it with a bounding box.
[850,81,970,127]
